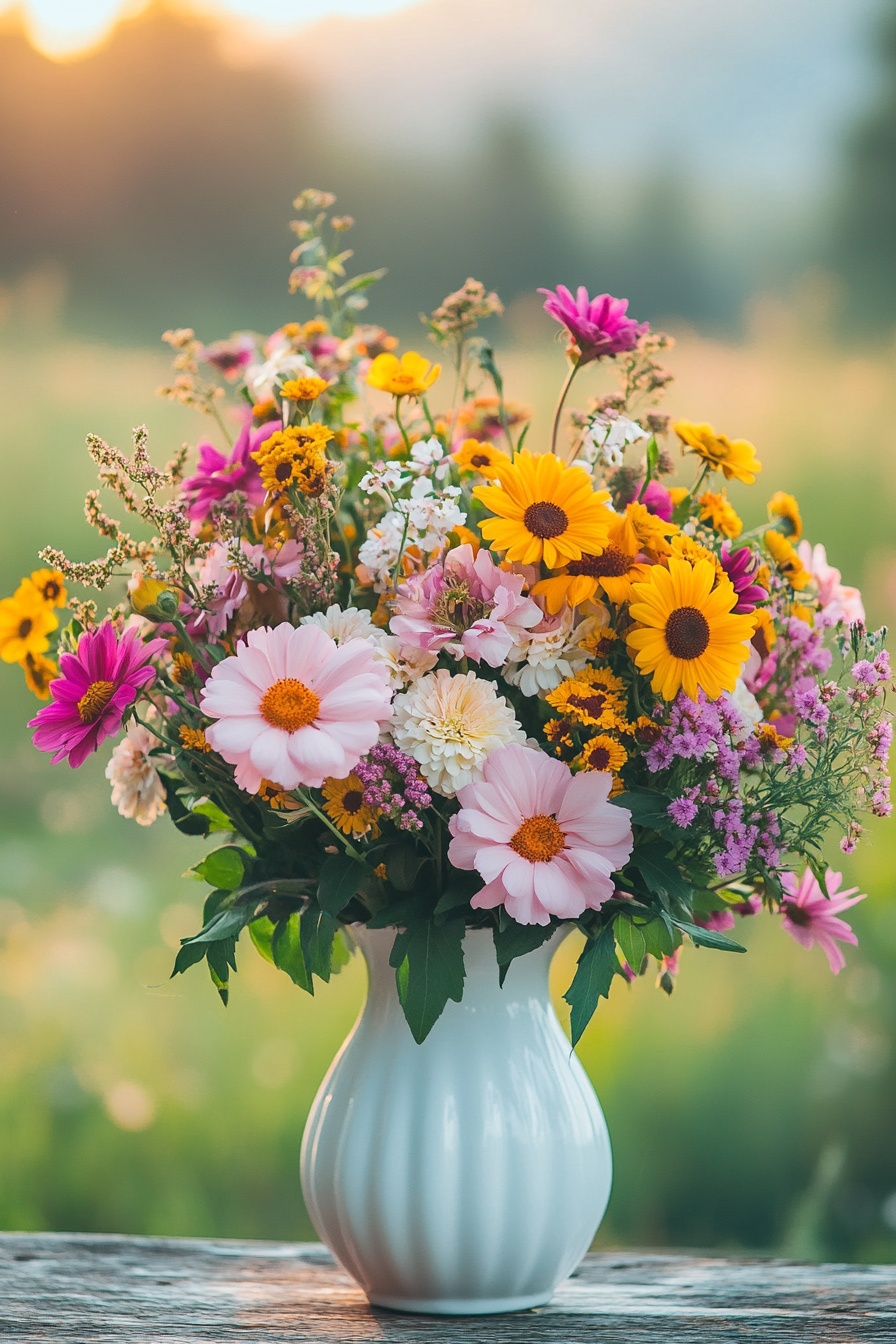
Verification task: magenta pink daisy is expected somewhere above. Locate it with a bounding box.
[538,285,648,363]
[199,623,393,792]
[780,867,866,974]
[29,622,163,768]
[447,743,633,925]
[182,417,281,523]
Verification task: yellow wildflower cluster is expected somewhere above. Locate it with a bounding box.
[251,424,334,496]
[0,568,67,698]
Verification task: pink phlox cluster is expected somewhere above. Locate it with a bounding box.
[390,543,541,667]
[355,743,432,831]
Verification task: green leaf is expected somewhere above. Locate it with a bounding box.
[206,938,235,1005]
[300,908,339,984]
[317,853,366,915]
[192,799,237,832]
[805,852,830,894]
[249,915,276,965]
[171,940,207,977]
[187,905,250,944]
[330,927,352,975]
[493,921,556,986]
[673,919,746,953]
[632,843,694,905]
[393,919,466,1044]
[434,874,480,918]
[563,924,618,1047]
[271,913,313,992]
[158,774,210,837]
[614,915,646,972]
[611,788,675,832]
[366,897,424,929]
[640,916,677,959]
[384,843,428,893]
[191,847,246,891]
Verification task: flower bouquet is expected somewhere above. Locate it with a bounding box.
[3,189,891,1310]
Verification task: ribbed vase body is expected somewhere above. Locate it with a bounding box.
[300,925,612,1315]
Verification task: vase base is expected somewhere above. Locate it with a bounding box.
[367,1290,551,1316]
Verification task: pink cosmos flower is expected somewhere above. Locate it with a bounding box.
[199,623,393,792]
[447,743,633,925]
[797,541,865,627]
[390,544,541,667]
[780,867,866,974]
[198,333,256,381]
[29,623,163,768]
[182,418,281,523]
[538,286,649,363]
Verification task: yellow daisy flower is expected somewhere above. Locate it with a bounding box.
[674,420,762,484]
[256,779,303,811]
[366,351,441,398]
[577,624,617,659]
[698,489,743,540]
[21,651,58,699]
[179,725,212,753]
[322,773,379,836]
[626,556,756,701]
[764,529,811,590]
[532,501,672,613]
[577,733,628,775]
[28,568,67,608]
[0,582,58,665]
[670,533,723,575]
[543,717,579,763]
[767,490,802,540]
[545,673,626,728]
[752,607,776,658]
[280,375,330,404]
[251,424,333,496]
[474,450,612,570]
[453,438,512,479]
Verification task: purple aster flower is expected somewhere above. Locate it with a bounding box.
[667,797,698,828]
[182,417,281,523]
[356,743,432,831]
[538,286,649,364]
[29,623,164,768]
[719,542,767,614]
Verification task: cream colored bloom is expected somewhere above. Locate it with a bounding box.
[391,669,525,797]
[504,609,599,697]
[300,604,377,644]
[105,723,168,826]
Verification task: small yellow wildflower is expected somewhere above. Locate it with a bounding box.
[577,733,628,776]
[280,375,330,403]
[791,602,815,625]
[251,424,334,496]
[767,491,802,540]
[545,675,625,729]
[257,779,303,811]
[0,582,58,664]
[752,607,776,657]
[374,862,388,880]
[668,486,689,508]
[366,350,441,398]
[674,420,762,484]
[577,624,617,659]
[130,576,176,617]
[21,651,58,699]
[764,529,811,590]
[179,725,212,753]
[172,652,196,685]
[755,723,794,753]
[252,399,278,423]
[322,773,379,837]
[453,438,511,479]
[28,568,67,608]
[698,489,743,540]
[543,717,579,764]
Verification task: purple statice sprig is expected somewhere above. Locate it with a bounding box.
[355,743,432,832]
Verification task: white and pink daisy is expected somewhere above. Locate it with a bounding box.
[199,623,393,792]
[780,867,866,974]
[447,743,633,925]
[390,543,541,667]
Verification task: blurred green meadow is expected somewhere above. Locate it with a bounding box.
[0,302,894,1259]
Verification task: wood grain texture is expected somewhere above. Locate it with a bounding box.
[1,1233,894,1343]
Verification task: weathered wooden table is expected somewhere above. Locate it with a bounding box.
[1,1233,895,1342]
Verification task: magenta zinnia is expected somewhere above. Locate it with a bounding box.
[182,417,281,523]
[29,623,162,768]
[780,867,866,974]
[538,285,648,363]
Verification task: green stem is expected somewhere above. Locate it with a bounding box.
[394,398,413,453]
[298,790,365,862]
[551,358,582,460]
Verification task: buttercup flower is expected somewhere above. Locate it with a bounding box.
[474,449,612,569]
[780,867,866,974]
[0,582,58,664]
[391,668,525,797]
[538,286,648,364]
[29,623,163,768]
[322,772,379,836]
[698,489,743,540]
[627,557,755,701]
[453,438,512,479]
[675,420,761,485]
[200,623,393,793]
[106,722,168,825]
[366,350,441,398]
[448,743,634,924]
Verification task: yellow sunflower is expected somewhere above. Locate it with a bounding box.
[764,529,811,590]
[322,773,379,836]
[577,733,628,776]
[626,557,756,701]
[0,582,58,665]
[453,438,512,479]
[767,491,802,540]
[366,351,441,398]
[474,450,612,570]
[21,652,58,699]
[698,489,743,540]
[251,424,333,496]
[532,499,675,613]
[674,420,762,484]
[545,671,626,728]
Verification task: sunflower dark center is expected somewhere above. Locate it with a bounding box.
[342,789,364,814]
[18,618,32,638]
[274,461,293,483]
[587,745,611,771]
[568,690,608,717]
[523,500,568,539]
[471,453,491,467]
[566,546,631,579]
[665,606,711,660]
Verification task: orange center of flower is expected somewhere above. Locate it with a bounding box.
[664,606,711,660]
[259,677,320,732]
[77,679,115,724]
[510,813,566,863]
[523,501,568,539]
[341,789,364,814]
[567,546,631,578]
[42,581,61,601]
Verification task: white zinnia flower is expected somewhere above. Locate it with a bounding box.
[301,604,377,644]
[392,669,525,797]
[373,634,438,689]
[105,724,168,826]
[504,610,594,697]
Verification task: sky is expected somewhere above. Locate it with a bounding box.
[9,0,414,53]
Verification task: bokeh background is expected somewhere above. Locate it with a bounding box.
[1,0,895,1261]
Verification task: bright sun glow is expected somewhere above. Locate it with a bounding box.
[14,0,414,56]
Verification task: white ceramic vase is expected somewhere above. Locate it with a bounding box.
[300,924,612,1315]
